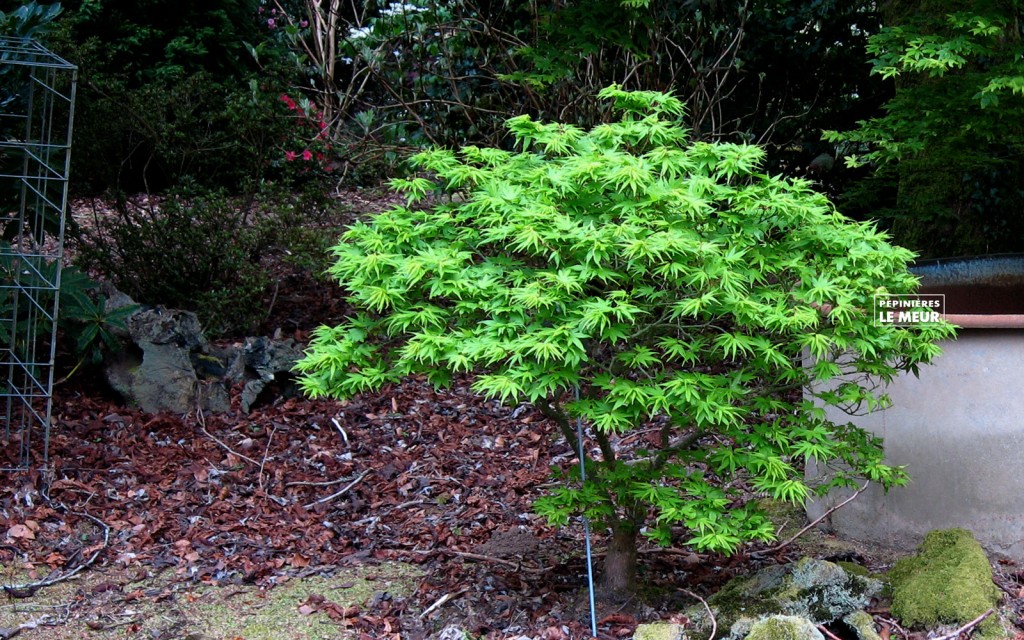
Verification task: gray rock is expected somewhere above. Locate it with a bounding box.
[235,337,304,412]
[127,307,205,350]
[746,615,825,640]
[689,558,882,639]
[105,308,229,413]
[103,304,303,414]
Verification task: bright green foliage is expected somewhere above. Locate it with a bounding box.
[296,87,953,556]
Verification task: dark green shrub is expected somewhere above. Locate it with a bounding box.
[44,0,294,193]
[73,187,275,336]
[73,184,340,336]
[64,68,291,193]
[58,0,261,82]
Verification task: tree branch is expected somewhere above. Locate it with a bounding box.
[536,397,580,455]
[593,427,618,469]
[751,480,870,557]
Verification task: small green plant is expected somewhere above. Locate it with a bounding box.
[0,244,135,376]
[0,2,63,39]
[295,87,954,595]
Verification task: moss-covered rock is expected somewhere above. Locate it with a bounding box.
[888,529,1001,635]
[633,622,687,640]
[746,615,824,640]
[843,610,882,640]
[690,558,882,639]
[836,562,871,579]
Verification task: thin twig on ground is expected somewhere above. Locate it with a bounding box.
[931,609,995,640]
[420,588,470,619]
[0,612,63,639]
[284,477,353,488]
[3,496,111,596]
[752,480,870,557]
[682,588,717,640]
[412,549,550,574]
[196,410,262,467]
[257,425,277,492]
[331,418,350,448]
[818,624,843,640]
[876,617,908,640]
[302,470,370,509]
[447,550,522,570]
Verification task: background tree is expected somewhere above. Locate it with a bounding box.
[827,0,1024,257]
[295,87,952,595]
[259,0,888,184]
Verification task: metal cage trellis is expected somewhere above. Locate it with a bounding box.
[0,37,76,470]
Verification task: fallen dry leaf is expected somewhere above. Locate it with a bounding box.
[6,524,34,540]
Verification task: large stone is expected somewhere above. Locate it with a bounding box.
[888,529,1001,635]
[689,558,882,639]
[105,307,230,414]
[102,294,304,414]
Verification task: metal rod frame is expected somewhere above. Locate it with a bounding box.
[0,37,77,471]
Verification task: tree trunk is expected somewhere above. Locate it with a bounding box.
[600,520,638,596]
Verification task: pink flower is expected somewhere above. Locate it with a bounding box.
[258,6,264,13]
[302,149,313,161]
[279,94,297,110]
[316,152,324,162]
[271,8,277,14]
[300,20,309,28]
[285,151,297,162]
[267,18,276,28]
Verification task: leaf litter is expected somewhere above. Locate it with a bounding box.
[1,372,678,638]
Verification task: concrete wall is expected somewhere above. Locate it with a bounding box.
[807,330,1024,559]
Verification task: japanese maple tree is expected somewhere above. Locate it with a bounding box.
[295,86,953,594]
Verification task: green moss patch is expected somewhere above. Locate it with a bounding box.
[181,563,423,640]
[888,529,1001,635]
[746,615,825,640]
[0,561,422,640]
[633,622,687,640]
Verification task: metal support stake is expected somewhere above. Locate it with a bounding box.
[575,387,598,637]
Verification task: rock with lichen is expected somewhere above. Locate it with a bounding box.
[633,622,686,640]
[745,615,824,640]
[888,529,1002,637]
[689,557,882,638]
